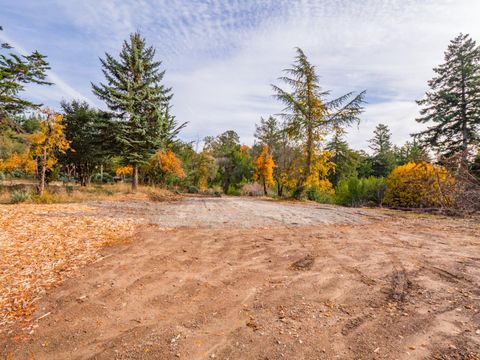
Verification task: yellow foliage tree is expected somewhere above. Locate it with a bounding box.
[29,109,70,195]
[384,161,456,208]
[280,149,335,195]
[146,149,185,185]
[253,144,275,195]
[195,151,217,190]
[115,165,133,178]
[0,150,36,175]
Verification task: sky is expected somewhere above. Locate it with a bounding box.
[1,0,480,151]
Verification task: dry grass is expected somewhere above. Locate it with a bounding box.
[0,182,180,205]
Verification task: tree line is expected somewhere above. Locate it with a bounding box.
[0,27,479,208]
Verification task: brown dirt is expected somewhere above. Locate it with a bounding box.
[1,196,480,359]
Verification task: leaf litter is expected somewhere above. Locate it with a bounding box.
[0,203,138,333]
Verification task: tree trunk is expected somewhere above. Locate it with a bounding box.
[132,164,139,192]
[39,147,47,196]
[263,179,267,196]
[460,60,468,166]
[277,182,283,197]
[305,122,313,184]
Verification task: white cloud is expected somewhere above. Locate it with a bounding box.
[0,31,94,105]
[4,0,480,150]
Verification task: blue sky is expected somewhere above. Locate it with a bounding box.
[1,0,480,150]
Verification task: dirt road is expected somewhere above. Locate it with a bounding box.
[2,197,480,359]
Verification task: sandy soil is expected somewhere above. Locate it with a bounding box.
[1,196,480,359]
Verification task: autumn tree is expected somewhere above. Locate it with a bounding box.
[194,151,217,190]
[145,149,185,185]
[272,48,365,189]
[415,34,480,163]
[254,144,275,195]
[92,32,184,191]
[0,25,51,138]
[29,109,70,195]
[0,150,36,176]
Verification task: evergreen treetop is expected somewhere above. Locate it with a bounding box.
[415,33,480,160]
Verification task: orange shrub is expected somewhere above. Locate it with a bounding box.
[115,165,133,177]
[384,161,456,208]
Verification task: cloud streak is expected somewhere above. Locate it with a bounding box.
[2,0,480,150]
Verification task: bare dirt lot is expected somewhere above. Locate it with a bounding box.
[1,196,480,359]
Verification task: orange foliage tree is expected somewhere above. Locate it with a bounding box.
[29,109,70,195]
[145,149,185,185]
[115,165,133,180]
[253,144,275,195]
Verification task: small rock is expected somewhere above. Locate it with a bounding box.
[476,329,480,335]
[373,347,380,353]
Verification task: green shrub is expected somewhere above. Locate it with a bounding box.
[92,173,114,184]
[226,184,241,196]
[306,186,335,204]
[10,190,31,204]
[335,176,386,207]
[187,185,199,194]
[292,185,305,200]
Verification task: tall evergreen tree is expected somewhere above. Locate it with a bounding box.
[369,123,396,177]
[254,116,282,153]
[272,48,365,188]
[92,32,181,191]
[326,131,359,186]
[0,25,51,121]
[396,140,430,165]
[415,33,480,161]
[60,100,116,186]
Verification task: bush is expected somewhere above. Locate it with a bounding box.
[10,190,31,204]
[226,184,241,196]
[187,185,199,194]
[31,190,56,204]
[306,186,335,204]
[335,176,386,207]
[242,182,263,196]
[383,162,455,208]
[92,173,114,184]
[292,185,305,200]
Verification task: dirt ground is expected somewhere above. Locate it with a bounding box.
[1,196,480,359]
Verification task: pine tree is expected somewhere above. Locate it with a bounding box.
[254,116,282,154]
[326,131,359,186]
[92,32,179,191]
[369,124,396,177]
[60,100,116,186]
[0,26,51,118]
[396,140,430,165]
[415,33,480,162]
[272,48,365,188]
